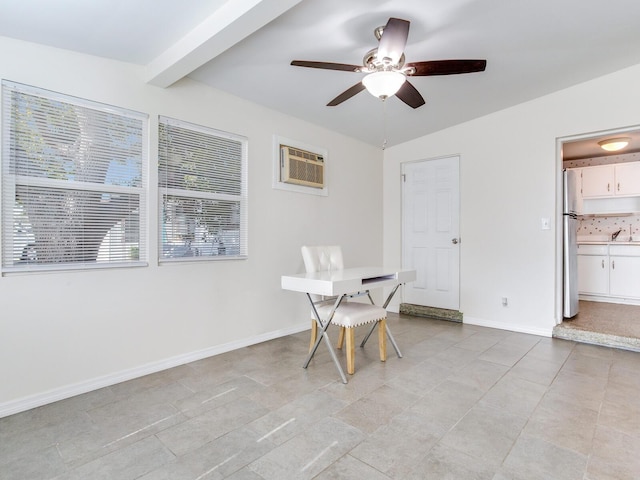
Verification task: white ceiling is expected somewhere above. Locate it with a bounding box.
[2,0,640,149]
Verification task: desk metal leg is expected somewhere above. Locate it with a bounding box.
[384,324,403,358]
[302,294,348,384]
[359,284,403,358]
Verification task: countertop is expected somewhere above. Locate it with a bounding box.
[577,235,639,245]
[577,240,640,245]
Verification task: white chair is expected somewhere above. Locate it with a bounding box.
[301,245,387,375]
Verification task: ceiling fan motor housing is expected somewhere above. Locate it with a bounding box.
[363,48,405,72]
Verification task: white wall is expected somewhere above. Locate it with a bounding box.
[384,63,640,337]
[0,37,383,416]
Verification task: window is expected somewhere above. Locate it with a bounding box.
[1,81,148,272]
[158,116,247,261]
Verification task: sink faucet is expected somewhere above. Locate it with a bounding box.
[612,228,622,241]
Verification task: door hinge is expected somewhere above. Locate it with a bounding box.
[401,174,406,182]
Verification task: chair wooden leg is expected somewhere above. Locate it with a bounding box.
[337,326,345,349]
[309,319,317,352]
[346,327,355,374]
[378,319,387,362]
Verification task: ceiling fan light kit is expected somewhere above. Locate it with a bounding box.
[362,70,406,99]
[290,17,487,109]
[598,137,631,152]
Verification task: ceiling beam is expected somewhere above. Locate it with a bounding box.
[146,0,302,88]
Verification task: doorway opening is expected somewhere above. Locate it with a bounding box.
[556,126,640,351]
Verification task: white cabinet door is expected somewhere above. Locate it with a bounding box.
[615,162,640,196]
[581,165,614,198]
[582,161,640,198]
[577,254,609,295]
[609,256,640,298]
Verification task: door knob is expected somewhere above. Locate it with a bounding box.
[451,238,459,244]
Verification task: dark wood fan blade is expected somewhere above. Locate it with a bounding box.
[395,80,425,109]
[291,60,361,72]
[406,59,487,76]
[377,18,410,65]
[327,82,367,106]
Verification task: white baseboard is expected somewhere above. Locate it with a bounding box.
[0,322,309,419]
[463,316,553,338]
[579,294,640,306]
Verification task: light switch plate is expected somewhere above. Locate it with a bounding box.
[541,217,551,230]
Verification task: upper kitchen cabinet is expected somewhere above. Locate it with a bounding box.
[581,165,614,197]
[582,161,640,198]
[614,162,640,195]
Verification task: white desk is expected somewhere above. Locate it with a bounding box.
[282,266,416,297]
[281,267,416,383]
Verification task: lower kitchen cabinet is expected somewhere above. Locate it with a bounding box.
[578,244,640,300]
[609,255,640,298]
[577,254,609,295]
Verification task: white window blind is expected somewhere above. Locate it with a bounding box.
[158,116,248,261]
[1,81,148,272]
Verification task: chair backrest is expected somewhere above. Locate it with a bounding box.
[301,245,344,273]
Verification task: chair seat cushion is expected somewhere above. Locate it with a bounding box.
[317,302,386,327]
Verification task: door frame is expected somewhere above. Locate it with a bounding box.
[401,154,461,311]
[555,125,640,324]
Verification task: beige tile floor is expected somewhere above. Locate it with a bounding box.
[2,313,640,479]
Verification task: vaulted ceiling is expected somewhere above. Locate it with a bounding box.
[2,0,640,148]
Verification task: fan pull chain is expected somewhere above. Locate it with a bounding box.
[382,98,388,150]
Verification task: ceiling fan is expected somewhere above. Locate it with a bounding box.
[291,17,487,109]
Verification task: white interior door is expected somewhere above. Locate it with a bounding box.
[402,156,460,310]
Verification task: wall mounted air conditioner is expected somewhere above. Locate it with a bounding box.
[280,145,325,189]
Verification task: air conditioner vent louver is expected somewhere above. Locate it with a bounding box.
[280,145,325,189]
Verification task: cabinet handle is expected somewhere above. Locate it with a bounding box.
[612,260,615,270]
[602,259,605,268]
[618,182,620,191]
[607,183,610,192]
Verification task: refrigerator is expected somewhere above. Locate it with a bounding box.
[563,169,579,318]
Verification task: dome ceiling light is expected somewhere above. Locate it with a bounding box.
[598,137,631,152]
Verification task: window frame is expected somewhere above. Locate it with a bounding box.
[1,80,149,274]
[158,116,248,263]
